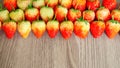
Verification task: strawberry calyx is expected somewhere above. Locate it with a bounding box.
[109,20,120,24]
[77,17,89,25]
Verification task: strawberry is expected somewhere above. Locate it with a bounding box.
[0,21,1,30]
[60,21,73,39]
[72,0,86,11]
[83,10,95,23]
[3,0,17,11]
[33,0,45,9]
[74,18,90,39]
[17,0,32,10]
[25,7,39,22]
[0,9,9,22]
[67,9,81,22]
[45,0,58,8]
[86,0,100,11]
[47,20,59,38]
[40,6,54,22]
[90,21,105,38]
[105,20,120,39]
[2,21,16,39]
[96,7,111,22]
[55,6,68,22]
[59,0,72,9]
[102,0,116,11]
[32,20,46,38]
[18,21,31,38]
[9,9,24,22]
[111,9,120,22]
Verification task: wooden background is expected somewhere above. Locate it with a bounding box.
[0,0,120,68]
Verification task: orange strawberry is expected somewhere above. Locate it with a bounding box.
[55,6,68,22]
[2,21,16,39]
[3,0,17,11]
[60,21,73,39]
[67,9,81,22]
[47,20,59,38]
[83,10,95,23]
[111,9,120,22]
[86,0,100,11]
[25,7,39,22]
[96,7,111,22]
[59,0,72,9]
[102,0,116,11]
[90,21,105,38]
[74,18,90,39]
[72,0,86,11]
[45,0,58,8]
[32,20,46,38]
[18,21,31,38]
[105,20,120,39]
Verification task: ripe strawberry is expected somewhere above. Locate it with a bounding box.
[96,7,111,22]
[25,7,39,22]
[60,21,73,39]
[0,9,9,22]
[86,0,100,11]
[47,20,59,38]
[102,0,116,11]
[59,0,72,9]
[33,0,45,9]
[111,9,120,22]
[105,20,120,39]
[18,21,31,38]
[2,21,16,39]
[9,9,24,22]
[45,0,58,8]
[90,21,105,38]
[83,10,95,23]
[67,9,81,22]
[55,6,68,22]
[17,0,32,10]
[40,6,54,22]
[32,21,46,38]
[72,0,86,11]
[3,0,17,11]
[74,18,90,39]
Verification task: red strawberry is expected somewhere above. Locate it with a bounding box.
[102,0,116,11]
[60,21,73,39]
[55,6,68,22]
[72,0,86,11]
[74,18,90,39]
[32,20,46,38]
[47,20,59,38]
[96,7,111,22]
[18,21,31,38]
[3,0,17,11]
[86,0,100,11]
[105,20,120,39]
[2,21,17,39]
[111,9,120,22]
[25,7,39,22]
[0,21,1,30]
[40,6,54,22]
[59,0,72,9]
[90,21,105,38]
[45,0,58,8]
[67,9,81,22]
[83,10,95,23]
[33,0,45,9]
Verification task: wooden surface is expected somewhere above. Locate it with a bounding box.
[0,0,120,68]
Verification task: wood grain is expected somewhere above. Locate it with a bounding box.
[0,0,120,68]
